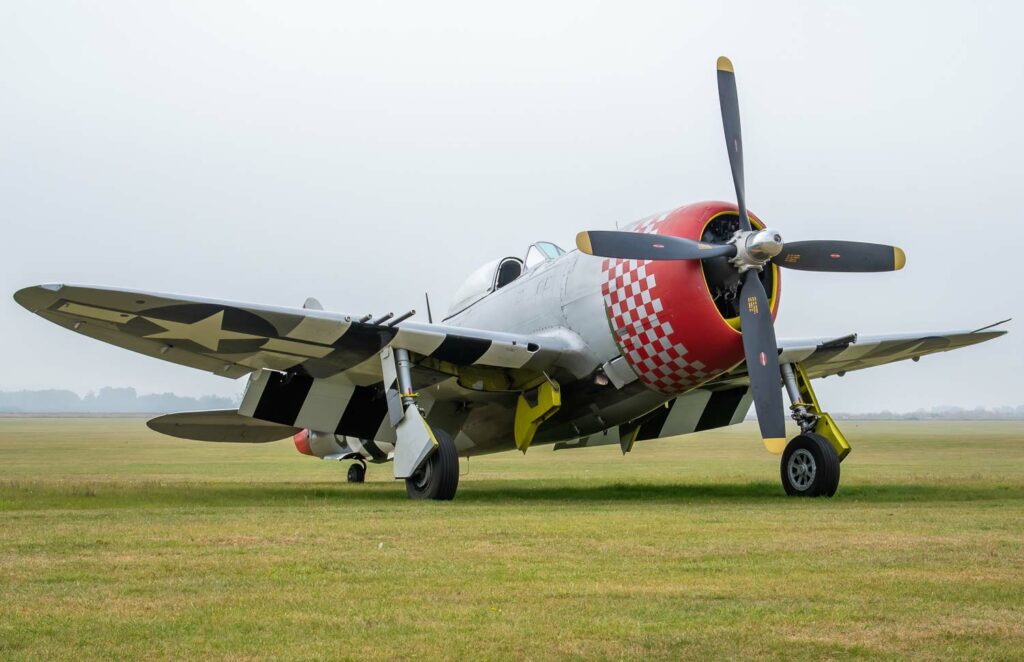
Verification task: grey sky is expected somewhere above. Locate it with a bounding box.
[2,1,1021,412]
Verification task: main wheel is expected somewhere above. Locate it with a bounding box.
[405,428,459,500]
[347,463,366,483]
[781,433,840,497]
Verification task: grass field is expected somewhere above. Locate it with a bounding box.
[1,418,1022,660]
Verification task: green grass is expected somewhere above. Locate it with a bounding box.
[1,419,1022,660]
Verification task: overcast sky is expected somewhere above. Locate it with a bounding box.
[2,1,1021,412]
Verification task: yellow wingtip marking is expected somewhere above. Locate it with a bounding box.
[763,437,787,454]
[576,231,594,255]
[893,246,906,270]
[717,56,734,73]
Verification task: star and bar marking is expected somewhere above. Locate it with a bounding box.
[143,310,262,351]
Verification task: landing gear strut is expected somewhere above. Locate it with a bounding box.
[380,346,458,500]
[779,362,849,497]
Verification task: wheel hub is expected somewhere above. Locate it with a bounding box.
[410,457,433,490]
[787,448,817,490]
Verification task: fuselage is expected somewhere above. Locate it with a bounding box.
[431,201,780,454]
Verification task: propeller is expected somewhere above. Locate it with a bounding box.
[575,56,908,450]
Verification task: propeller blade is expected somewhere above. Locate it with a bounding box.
[576,230,736,261]
[738,270,786,450]
[776,240,906,272]
[716,56,751,232]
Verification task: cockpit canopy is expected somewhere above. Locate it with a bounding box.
[446,241,567,317]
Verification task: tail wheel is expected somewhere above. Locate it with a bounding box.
[781,433,840,497]
[347,462,366,483]
[405,428,459,500]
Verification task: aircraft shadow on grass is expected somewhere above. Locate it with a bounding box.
[8,480,1019,509]
[167,481,1022,507]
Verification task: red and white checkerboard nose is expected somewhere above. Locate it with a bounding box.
[600,202,780,394]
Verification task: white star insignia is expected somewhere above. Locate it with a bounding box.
[143,310,262,352]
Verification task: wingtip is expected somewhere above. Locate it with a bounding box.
[893,247,906,270]
[13,283,65,313]
[575,231,594,255]
[716,56,734,73]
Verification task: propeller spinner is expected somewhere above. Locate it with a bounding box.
[576,56,906,448]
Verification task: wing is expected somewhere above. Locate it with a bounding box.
[13,284,581,384]
[707,324,1008,387]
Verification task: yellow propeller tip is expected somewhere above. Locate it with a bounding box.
[716,56,734,73]
[893,247,906,270]
[576,231,594,255]
[763,437,787,454]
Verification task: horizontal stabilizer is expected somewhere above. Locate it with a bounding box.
[147,409,300,442]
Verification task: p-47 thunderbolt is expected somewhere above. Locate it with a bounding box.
[15,57,1006,500]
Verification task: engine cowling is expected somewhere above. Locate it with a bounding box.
[599,201,780,395]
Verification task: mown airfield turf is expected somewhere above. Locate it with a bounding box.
[1,418,1022,660]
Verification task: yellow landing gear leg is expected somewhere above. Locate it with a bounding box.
[514,375,561,453]
[780,363,851,461]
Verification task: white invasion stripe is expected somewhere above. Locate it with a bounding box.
[286,316,350,344]
[340,355,385,385]
[294,380,354,432]
[660,389,712,437]
[777,347,816,364]
[373,417,396,444]
[392,328,446,356]
[475,341,530,368]
[346,436,367,456]
[237,351,306,372]
[729,389,754,425]
[238,370,270,418]
[829,342,890,363]
[262,338,335,358]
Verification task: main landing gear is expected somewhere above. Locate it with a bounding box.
[381,345,461,501]
[778,363,851,498]
[405,428,459,500]
[780,433,839,496]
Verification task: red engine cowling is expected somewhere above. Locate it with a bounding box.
[600,201,780,395]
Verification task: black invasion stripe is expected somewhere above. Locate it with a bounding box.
[636,400,675,442]
[252,372,315,426]
[335,385,388,440]
[297,324,398,378]
[360,438,387,461]
[695,388,746,432]
[431,335,491,365]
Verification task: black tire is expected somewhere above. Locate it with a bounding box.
[405,428,459,500]
[780,433,840,497]
[347,463,366,483]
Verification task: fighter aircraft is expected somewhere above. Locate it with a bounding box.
[14,57,1006,500]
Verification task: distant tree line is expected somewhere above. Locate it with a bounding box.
[745,405,1024,421]
[0,387,240,413]
[831,405,1024,421]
